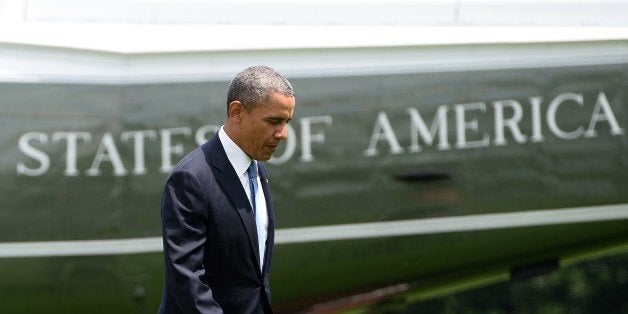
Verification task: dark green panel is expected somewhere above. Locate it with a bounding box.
[0,62,627,312]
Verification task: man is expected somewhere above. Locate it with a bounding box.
[158,66,295,313]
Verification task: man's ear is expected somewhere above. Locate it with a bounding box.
[228,101,244,122]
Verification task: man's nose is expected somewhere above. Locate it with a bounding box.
[274,125,288,140]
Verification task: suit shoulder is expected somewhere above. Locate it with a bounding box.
[173,146,203,171]
[171,140,215,173]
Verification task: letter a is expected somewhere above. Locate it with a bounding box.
[364,111,403,156]
[585,92,624,137]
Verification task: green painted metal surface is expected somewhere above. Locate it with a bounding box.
[1,63,627,312]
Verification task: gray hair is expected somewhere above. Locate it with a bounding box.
[227,65,294,111]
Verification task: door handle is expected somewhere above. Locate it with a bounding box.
[393,170,451,182]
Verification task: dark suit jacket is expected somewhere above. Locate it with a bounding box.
[158,134,275,314]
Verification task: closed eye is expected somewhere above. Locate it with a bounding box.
[266,117,291,125]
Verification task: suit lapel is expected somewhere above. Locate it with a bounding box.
[258,162,275,275]
[206,136,261,273]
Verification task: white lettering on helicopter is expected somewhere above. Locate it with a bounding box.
[15,91,624,176]
[364,91,623,156]
[16,116,333,176]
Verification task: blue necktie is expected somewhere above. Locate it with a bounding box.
[247,161,258,214]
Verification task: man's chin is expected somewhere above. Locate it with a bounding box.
[256,146,278,161]
[254,152,273,161]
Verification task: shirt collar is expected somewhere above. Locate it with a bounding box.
[218,125,253,178]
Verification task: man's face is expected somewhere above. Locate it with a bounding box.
[238,92,295,161]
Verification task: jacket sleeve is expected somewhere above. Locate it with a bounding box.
[161,169,223,313]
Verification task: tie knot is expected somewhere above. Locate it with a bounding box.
[247,161,258,179]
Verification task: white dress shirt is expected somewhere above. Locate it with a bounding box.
[218,126,268,270]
